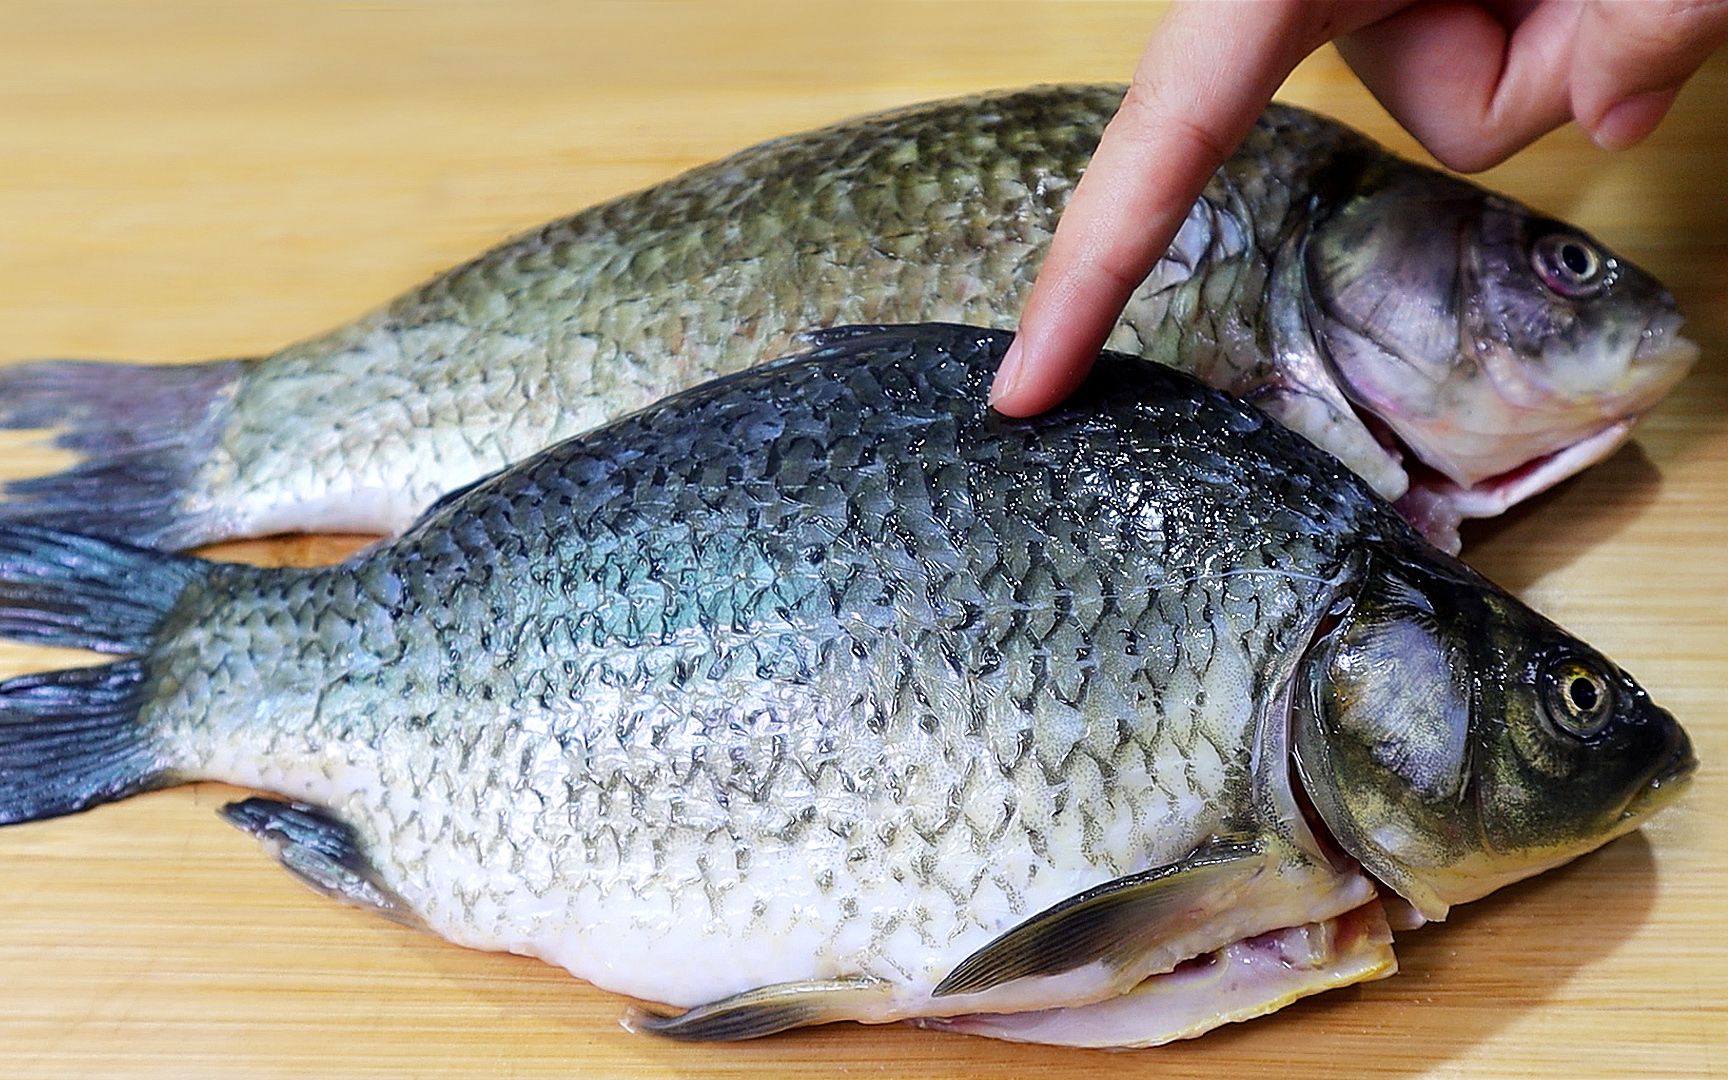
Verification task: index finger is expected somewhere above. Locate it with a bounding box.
[990,0,1403,417]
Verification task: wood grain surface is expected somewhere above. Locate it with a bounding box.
[1,3,1724,1077]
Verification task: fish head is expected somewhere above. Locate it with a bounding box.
[1305,164,1698,514]
[1292,551,1694,922]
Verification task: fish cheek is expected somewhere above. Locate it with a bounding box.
[1291,578,1478,921]
[1469,710,1598,860]
[1304,172,1477,392]
[1467,206,1652,405]
[1474,648,1663,856]
[1466,209,1582,390]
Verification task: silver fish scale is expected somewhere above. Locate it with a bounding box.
[150,326,1395,997]
[202,85,1371,537]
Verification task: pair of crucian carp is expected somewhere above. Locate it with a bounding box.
[0,86,1700,1047]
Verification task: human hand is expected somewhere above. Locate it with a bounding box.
[988,0,1728,417]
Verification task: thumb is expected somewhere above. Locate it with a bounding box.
[1571,0,1728,150]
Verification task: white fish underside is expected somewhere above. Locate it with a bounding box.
[191,605,1383,1031]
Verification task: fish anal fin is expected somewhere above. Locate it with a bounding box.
[220,796,421,928]
[624,977,891,1041]
[932,834,1267,999]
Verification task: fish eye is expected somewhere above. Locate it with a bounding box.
[1541,656,1615,738]
[1531,232,1612,299]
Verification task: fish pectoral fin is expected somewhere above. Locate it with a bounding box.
[219,796,421,928]
[931,834,1267,998]
[623,976,892,1041]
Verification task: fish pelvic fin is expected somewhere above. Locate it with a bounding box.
[931,834,1267,999]
[623,977,893,1041]
[0,525,216,824]
[0,659,174,824]
[0,357,252,550]
[220,797,422,928]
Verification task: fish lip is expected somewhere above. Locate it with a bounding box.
[1622,313,1699,416]
[1619,724,1698,824]
[1375,314,1698,525]
[1409,416,1639,522]
[1632,308,1698,368]
[1339,309,1697,530]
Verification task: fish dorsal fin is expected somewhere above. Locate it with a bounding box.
[624,977,892,1041]
[931,835,1266,998]
[219,796,422,928]
[409,467,507,529]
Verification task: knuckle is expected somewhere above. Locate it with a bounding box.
[1590,0,1727,43]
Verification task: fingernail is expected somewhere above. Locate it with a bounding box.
[989,339,1025,407]
[1591,89,1678,152]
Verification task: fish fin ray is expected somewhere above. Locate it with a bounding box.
[220,797,421,928]
[404,468,509,533]
[793,323,1010,364]
[0,659,172,824]
[0,525,206,654]
[623,976,890,1041]
[931,834,1266,998]
[0,525,215,825]
[0,359,252,549]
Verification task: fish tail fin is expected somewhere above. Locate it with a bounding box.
[0,659,173,824]
[0,525,216,823]
[0,357,253,549]
[0,525,208,654]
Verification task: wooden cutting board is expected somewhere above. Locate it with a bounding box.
[1,3,1723,1076]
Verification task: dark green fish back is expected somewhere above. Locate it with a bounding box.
[386,323,1394,720]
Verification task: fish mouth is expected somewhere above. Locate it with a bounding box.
[1428,326,1700,514]
[1400,418,1639,525]
[1634,312,1699,368]
[1351,320,1699,546]
[1619,724,1698,826]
